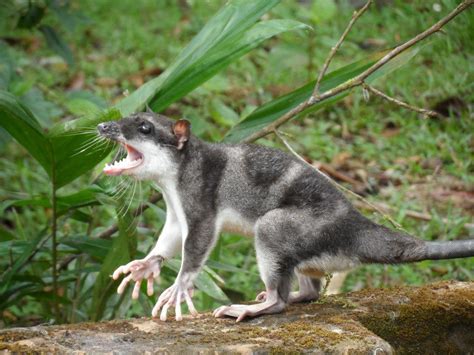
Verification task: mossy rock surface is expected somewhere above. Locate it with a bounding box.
[1,281,472,354]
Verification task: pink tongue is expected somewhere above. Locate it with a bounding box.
[103,166,123,176]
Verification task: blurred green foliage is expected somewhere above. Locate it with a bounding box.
[0,0,472,327]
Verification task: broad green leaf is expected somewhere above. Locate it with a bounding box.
[20,87,63,127]
[224,47,419,142]
[366,46,421,83]
[206,259,255,275]
[115,1,299,116]
[0,226,15,242]
[17,4,45,29]
[0,90,52,175]
[1,186,104,216]
[167,259,229,302]
[39,25,74,67]
[48,1,307,188]
[49,1,90,32]
[0,231,49,291]
[62,236,113,261]
[48,108,121,188]
[209,98,240,127]
[148,19,310,114]
[0,41,14,90]
[90,210,137,321]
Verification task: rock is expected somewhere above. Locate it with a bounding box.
[1,281,473,354]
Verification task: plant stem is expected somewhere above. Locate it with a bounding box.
[51,180,60,322]
[361,83,442,118]
[243,0,473,143]
[313,0,373,97]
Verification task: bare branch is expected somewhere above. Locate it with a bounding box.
[313,0,373,97]
[362,83,442,118]
[242,0,472,143]
[274,130,404,230]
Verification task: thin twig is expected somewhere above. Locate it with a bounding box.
[243,0,472,143]
[362,83,442,118]
[313,0,373,97]
[353,200,474,230]
[97,192,162,239]
[274,130,404,230]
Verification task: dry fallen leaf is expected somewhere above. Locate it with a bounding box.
[67,71,85,91]
[96,77,118,87]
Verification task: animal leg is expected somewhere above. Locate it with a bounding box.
[256,272,321,304]
[215,211,293,321]
[288,272,321,303]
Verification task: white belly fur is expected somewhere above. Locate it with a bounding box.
[297,253,360,275]
[216,208,255,237]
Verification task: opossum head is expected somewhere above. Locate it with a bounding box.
[97,112,190,180]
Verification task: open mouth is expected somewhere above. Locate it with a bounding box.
[103,143,144,176]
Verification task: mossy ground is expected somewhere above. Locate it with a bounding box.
[1,281,472,353]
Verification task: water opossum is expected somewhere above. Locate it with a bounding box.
[97,111,474,322]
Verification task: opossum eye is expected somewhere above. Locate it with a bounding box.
[138,123,152,135]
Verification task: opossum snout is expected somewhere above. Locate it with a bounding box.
[97,122,120,138]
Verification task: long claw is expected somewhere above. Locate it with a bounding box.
[112,266,125,280]
[113,257,163,299]
[151,302,160,318]
[236,311,249,322]
[160,303,170,321]
[147,277,154,296]
[185,291,198,316]
[132,280,141,299]
[175,292,182,321]
[117,274,133,294]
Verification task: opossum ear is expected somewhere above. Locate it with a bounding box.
[173,119,191,150]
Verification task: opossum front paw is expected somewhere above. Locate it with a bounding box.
[151,282,198,321]
[112,255,163,299]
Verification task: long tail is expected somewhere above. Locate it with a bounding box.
[355,219,474,264]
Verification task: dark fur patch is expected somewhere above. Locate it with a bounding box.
[244,146,291,187]
[118,113,178,147]
[200,146,227,211]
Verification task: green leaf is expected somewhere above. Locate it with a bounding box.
[90,210,137,321]
[0,226,15,242]
[62,236,113,261]
[0,90,53,175]
[48,108,121,188]
[115,1,307,116]
[150,19,310,114]
[224,47,419,142]
[209,98,240,127]
[366,46,421,83]
[47,1,307,188]
[20,87,63,127]
[49,1,90,32]
[2,186,104,216]
[0,41,14,90]
[0,231,49,291]
[39,25,74,67]
[167,259,229,302]
[17,4,45,29]
[311,0,337,24]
